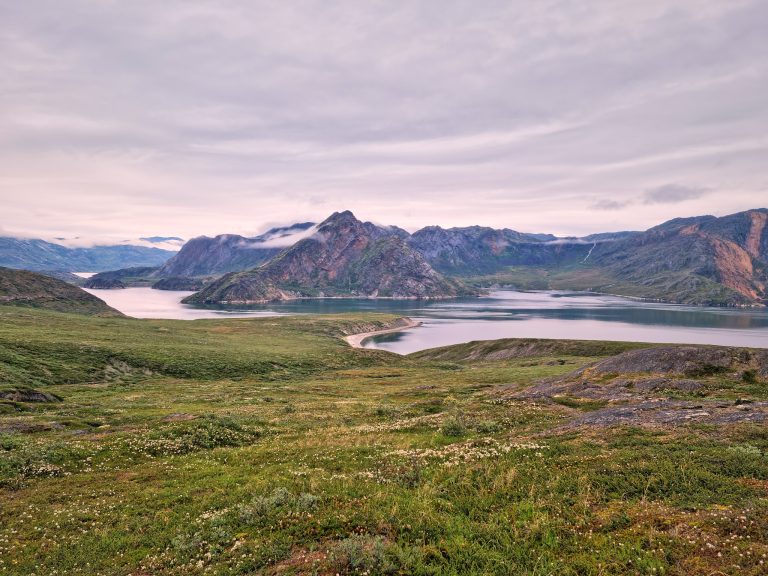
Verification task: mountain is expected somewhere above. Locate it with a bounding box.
[403,209,767,306]
[407,226,595,275]
[184,211,471,304]
[83,267,160,289]
[589,209,768,306]
[41,207,768,307]
[0,237,177,272]
[0,267,122,315]
[153,223,315,278]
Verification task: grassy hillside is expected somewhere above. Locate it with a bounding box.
[0,267,122,316]
[0,308,766,575]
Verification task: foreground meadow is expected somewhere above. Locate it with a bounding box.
[1,307,766,575]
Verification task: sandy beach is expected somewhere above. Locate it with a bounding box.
[345,317,422,348]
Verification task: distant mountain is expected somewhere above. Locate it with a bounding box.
[184,211,471,305]
[83,267,160,289]
[153,223,315,278]
[579,231,640,242]
[0,267,121,316]
[0,237,177,272]
[407,226,595,275]
[589,209,767,306]
[84,267,208,291]
[140,236,184,243]
[60,207,768,308]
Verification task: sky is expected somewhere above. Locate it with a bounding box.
[1,0,767,244]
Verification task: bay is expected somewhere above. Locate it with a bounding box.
[85,287,768,353]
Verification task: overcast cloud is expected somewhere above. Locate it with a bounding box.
[1,0,766,242]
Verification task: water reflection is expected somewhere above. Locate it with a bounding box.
[85,288,768,352]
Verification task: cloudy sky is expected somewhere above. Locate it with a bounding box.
[1,0,766,243]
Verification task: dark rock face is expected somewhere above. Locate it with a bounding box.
[151,277,206,291]
[0,267,122,316]
[566,400,768,427]
[185,211,472,305]
[154,223,315,278]
[344,236,466,298]
[184,272,290,304]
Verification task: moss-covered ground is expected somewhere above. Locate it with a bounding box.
[0,307,766,575]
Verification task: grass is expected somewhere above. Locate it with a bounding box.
[0,305,766,575]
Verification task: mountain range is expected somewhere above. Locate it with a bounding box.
[182,208,768,307]
[0,237,177,273]
[5,208,767,307]
[184,211,469,305]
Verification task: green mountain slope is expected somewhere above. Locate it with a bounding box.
[0,267,122,316]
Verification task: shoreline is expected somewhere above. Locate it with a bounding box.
[345,318,422,349]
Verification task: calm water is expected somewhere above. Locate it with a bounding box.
[84,287,768,353]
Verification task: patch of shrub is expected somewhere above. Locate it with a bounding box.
[374,405,399,417]
[238,488,321,524]
[0,437,85,489]
[135,415,260,456]
[329,535,398,574]
[742,369,758,384]
[440,415,467,437]
[474,420,502,433]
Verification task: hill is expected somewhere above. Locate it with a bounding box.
[0,267,122,315]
